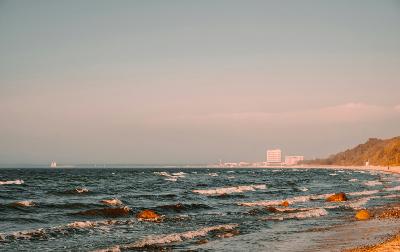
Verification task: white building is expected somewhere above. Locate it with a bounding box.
[284,156,304,165]
[266,149,282,164]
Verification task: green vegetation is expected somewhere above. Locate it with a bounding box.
[304,136,400,166]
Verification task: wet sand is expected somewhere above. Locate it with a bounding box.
[344,234,400,252]
[342,205,400,252]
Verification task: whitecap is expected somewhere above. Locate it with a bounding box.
[345,197,374,210]
[298,187,308,192]
[381,194,400,199]
[348,178,358,182]
[75,188,89,194]
[100,198,123,206]
[193,184,266,196]
[384,185,400,191]
[262,208,328,221]
[329,173,338,176]
[11,200,35,207]
[348,190,379,196]
[208,173,219,177]
[363,181,383,187]
[0,179,24,185]
[238,193,332,207]
[94,224,238,251]
[172,172,186,177]
[154,171,184,181]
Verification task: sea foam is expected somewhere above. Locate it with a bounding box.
[0,179,24,185]
[262,208,328,221]
[93,224,238,251]
[193,184,266,196]
[363,181,383,187]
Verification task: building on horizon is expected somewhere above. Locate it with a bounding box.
[284,155,304,165]
[266,149,282,164]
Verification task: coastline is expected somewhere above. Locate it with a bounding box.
[208,164,400,175]
[236,164,400,251]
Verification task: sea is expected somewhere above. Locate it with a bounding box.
[1,168,400,252]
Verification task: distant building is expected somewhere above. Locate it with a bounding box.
[284,156,304,165]
[266,149,282,164]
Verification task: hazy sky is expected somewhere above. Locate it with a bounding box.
[1,0,399,164]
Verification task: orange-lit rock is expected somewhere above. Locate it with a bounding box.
[280,201,289,207]
[326,192,348,202]
[136,209,161,221]
[355,210,371,220]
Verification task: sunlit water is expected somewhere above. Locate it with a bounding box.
[0,168,399,251]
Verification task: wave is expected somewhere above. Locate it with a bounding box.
[262,208,328,221]
[193,184,266,196]
[344,196,374,210]
[384,185,400,191]
[11,200,35,207]
[348,178,358,182]
[1,219,133,241]
[0,179,24,185]
[67,219,132,229]
[208,173,219,177]
[348,190,380,196]
[100,198,123,206]
[158,203,211,212]
[363,181,383,187]
[381,194,400,199]
[154,171,185,181]
[94,224,238,251]
[239,189,381,207]
[238,193,332,207]
[55,188,90,195]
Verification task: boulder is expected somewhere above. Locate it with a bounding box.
[136,209,161,221]
[280,201,289,207]
[355,210,371,220]
[326,192,348,202]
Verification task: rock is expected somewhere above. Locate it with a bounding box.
[136,209,161,221]
[280,201,289,207]
[326,192,348,202]
[216,229,240,238]
[100,198,123,206]
[76,206,131,217]
[196,239,208,244]
[355,210,371,220]
[266,206,278,213]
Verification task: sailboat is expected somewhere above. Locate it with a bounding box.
[50,161,57,168]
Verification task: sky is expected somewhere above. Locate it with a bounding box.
[0,0,399,164]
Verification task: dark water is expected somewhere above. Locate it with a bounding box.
[0,168,399,251]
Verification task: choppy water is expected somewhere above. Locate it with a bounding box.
[1,168,400,251]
